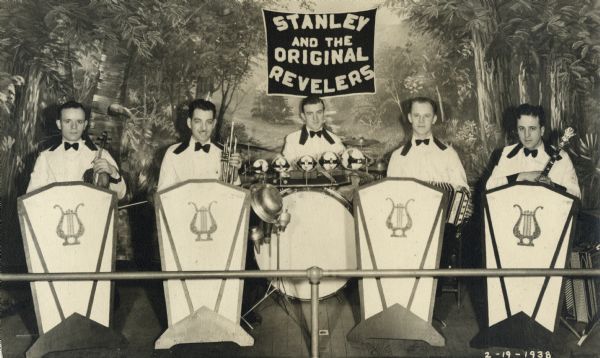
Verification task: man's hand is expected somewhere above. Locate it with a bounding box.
[516,171,542,182]
[228,153,243,169]
[93,158,119,178]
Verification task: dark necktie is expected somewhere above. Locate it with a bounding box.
[523,148,538,158]
[195,142,211,153]
[415,139,430,146]
[309,130,323,138]
[64,142,79,151]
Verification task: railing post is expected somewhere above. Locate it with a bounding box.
[307,266,322,358]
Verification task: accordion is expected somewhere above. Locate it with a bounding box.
[430,182,472,226]
[563,245,600,323]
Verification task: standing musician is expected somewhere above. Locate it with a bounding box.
[281,95,345,162]
[27,100,126,200]
[486,103,580,198]
[157,98,242,191]
[387,96,468,189]
[386,96,468,304]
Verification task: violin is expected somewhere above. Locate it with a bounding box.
[82,131,110,188]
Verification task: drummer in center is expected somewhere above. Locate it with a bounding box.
[281,95,345,162]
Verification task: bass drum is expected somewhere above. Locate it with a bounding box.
[254,188,357,300]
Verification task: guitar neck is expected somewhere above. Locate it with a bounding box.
[540,155,557,177]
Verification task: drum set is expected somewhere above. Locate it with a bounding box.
[241,137,385,303]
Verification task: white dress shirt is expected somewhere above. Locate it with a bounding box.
[486,142,580,198]
[157,139,239,191]
[282,126,345,163]
[27,139,126,199]
[387,136,468,189]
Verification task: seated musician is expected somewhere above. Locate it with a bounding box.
[281,95,345,162]
[486,103,580,198]
[157,98,242,190]
[387,96,468,190]
[27,100,126,199]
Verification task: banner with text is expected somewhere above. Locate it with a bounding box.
[263,9,376,97]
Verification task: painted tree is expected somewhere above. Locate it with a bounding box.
[251,91,294,124]
[388,0,517,149]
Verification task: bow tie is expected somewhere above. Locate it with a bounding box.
[64,142,79,151]
[194,142,211,153]
[309,130,323,138]
[415,139,430,146]
[523,148,538,158]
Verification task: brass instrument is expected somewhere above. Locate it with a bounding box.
[220,122,239,184]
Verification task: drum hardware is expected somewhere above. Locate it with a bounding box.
[249,183,283,224]
[243,207,292,330]
[254,188,356,300]
[251,159,270,180]
[220,122,239,184]
[117,200,149,210]
[248,182,285,258]
[249,226,264,254]
[319,151,340,171]
[342,136,380,147]
[340,148,375,171]
[296,155,317,186]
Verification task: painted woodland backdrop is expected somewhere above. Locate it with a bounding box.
[0,0,599,268]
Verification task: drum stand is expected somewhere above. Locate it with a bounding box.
[242,226,294,330]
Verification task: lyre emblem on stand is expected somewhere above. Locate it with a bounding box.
[386,198,414,238]
[513,204,543,247]
[188,201,217,241]
[54,203,85,246]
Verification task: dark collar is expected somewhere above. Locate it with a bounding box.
[299,125,335,145]
[433,137,447,150]
[506,143,523,158]
[400,136,446,156]
[83,136,98,151]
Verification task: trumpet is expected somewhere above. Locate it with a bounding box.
[220,121,239,184]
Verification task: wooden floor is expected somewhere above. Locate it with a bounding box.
[2,277,599,357]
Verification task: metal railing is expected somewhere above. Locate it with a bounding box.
[2,267,600,358]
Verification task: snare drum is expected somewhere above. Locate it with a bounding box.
[254,188,357,300]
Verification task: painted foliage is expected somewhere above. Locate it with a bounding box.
[0,0,598,265]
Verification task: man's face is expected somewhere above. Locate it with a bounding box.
[517,115,544,150]
[187,108,215,144]
[408,101,437,139]
[301,102,325,132]
[56,108,87,142]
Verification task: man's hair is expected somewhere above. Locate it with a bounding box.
[515,103,545,127]
[58,100,89,121]
[188,99,217,119]
[300,95,325,114]
[408,97,438,115]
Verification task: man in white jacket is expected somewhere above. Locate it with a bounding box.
[485,103,580,198]
[27,100,126,199]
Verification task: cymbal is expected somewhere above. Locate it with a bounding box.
[342,137,380,147]
[237,142,277,152]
